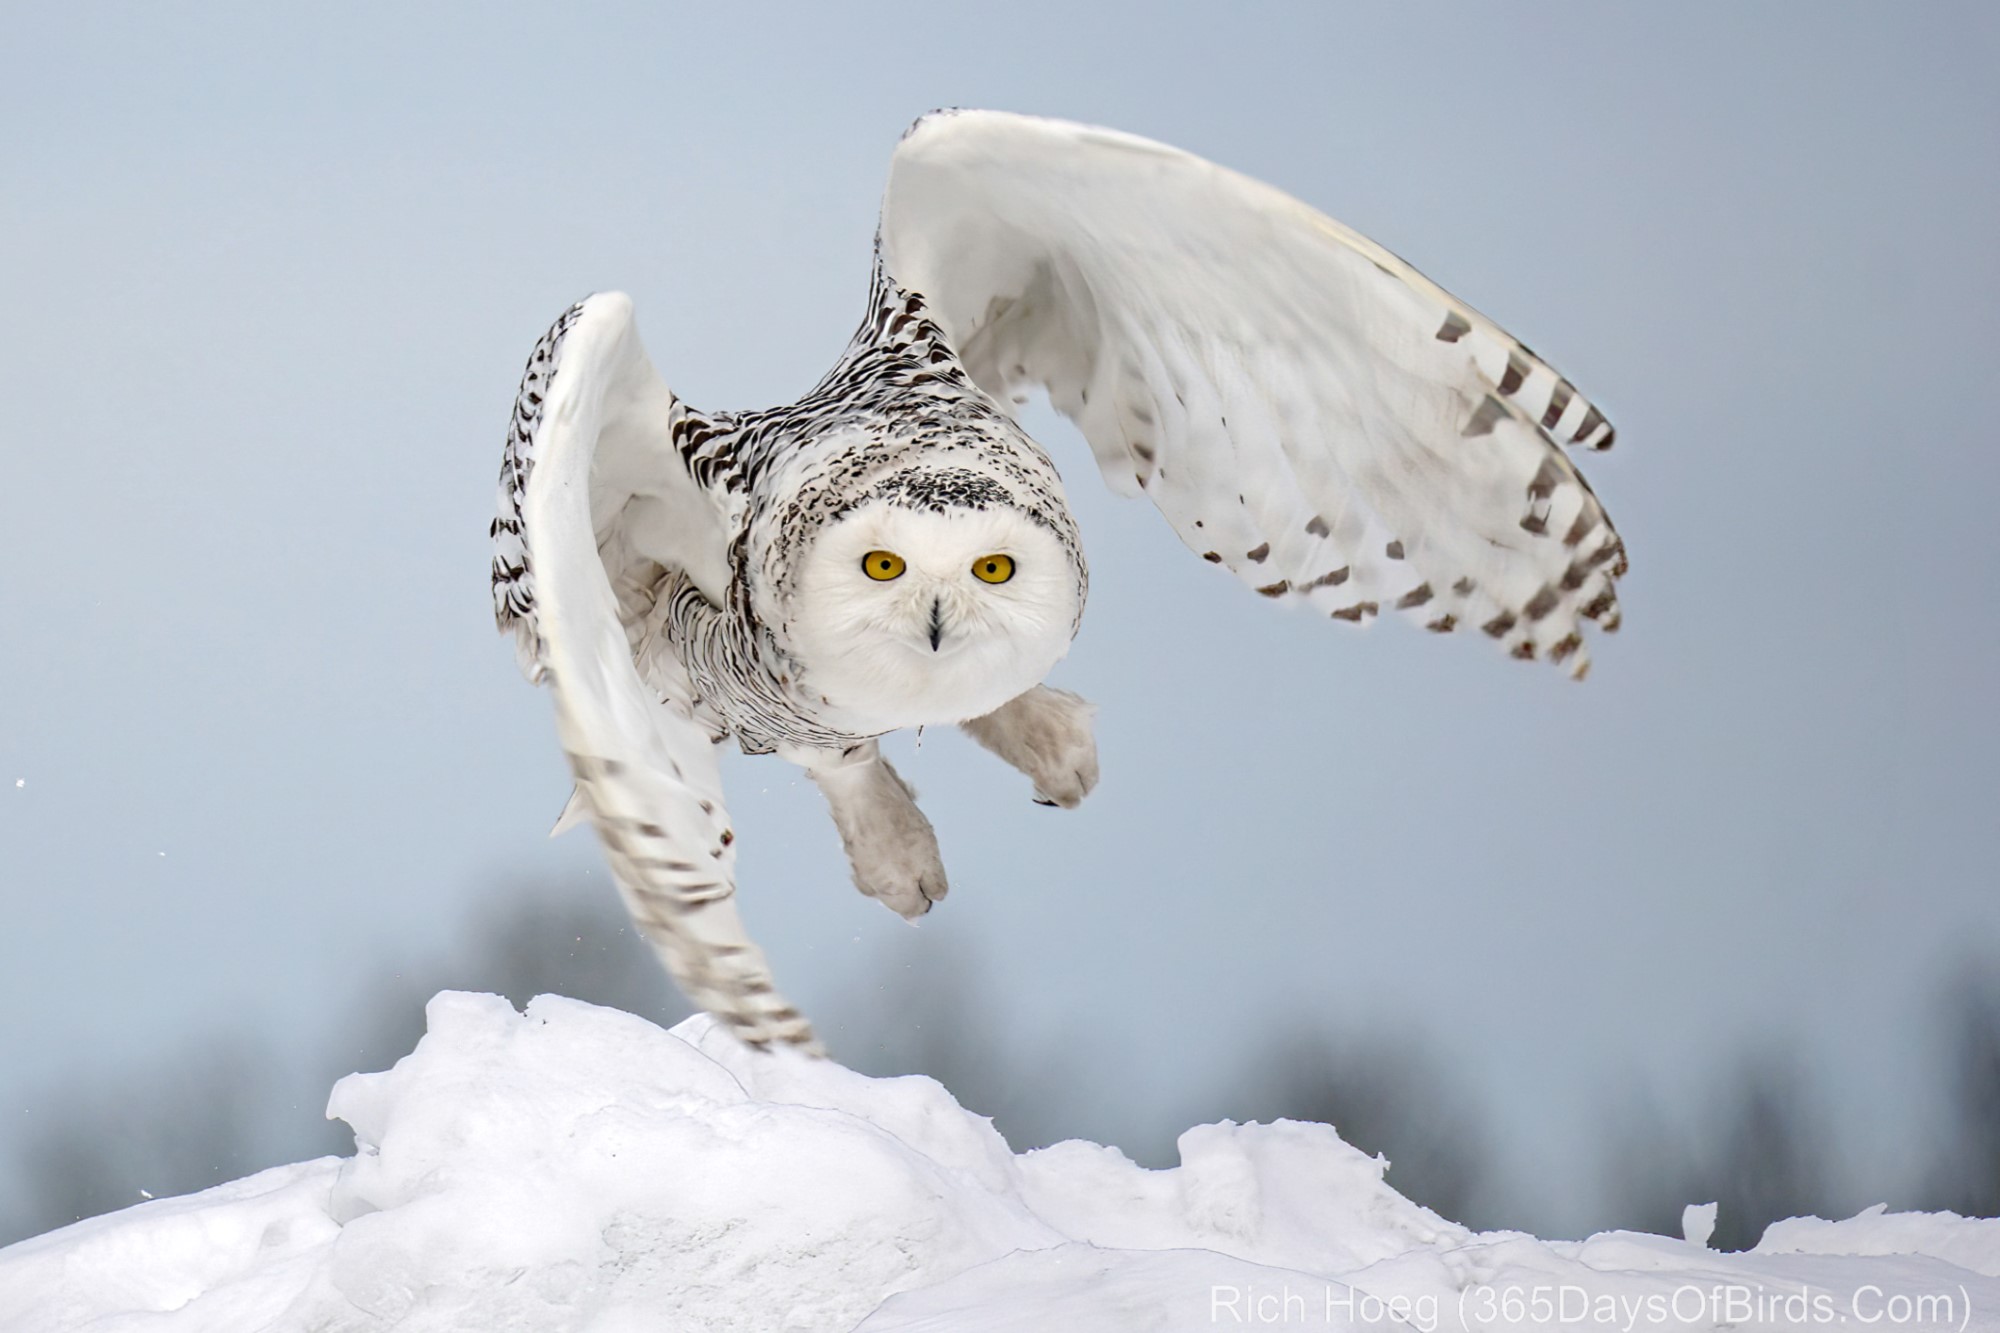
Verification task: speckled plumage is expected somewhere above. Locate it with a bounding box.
[496,261,1083,759]
[490,110,1627,1050]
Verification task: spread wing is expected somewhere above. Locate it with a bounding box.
[880,110,1625,677]
[491,293,818,1052]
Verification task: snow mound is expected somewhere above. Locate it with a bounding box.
[3,992,1996,1331]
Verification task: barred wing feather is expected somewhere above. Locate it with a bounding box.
[491,294,817,1052]
[881,110,1625,677]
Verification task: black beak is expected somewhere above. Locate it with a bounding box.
[927,598,944,652]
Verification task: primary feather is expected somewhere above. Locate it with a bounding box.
[881,110,1624,673]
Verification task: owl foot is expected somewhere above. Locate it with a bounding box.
[800,741,949,922]
[961,684,1099,809]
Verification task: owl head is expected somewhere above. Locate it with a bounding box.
[786,467,1084,733]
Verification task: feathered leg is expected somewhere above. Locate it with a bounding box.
[960,685,1100,808]
[789,740,948,920]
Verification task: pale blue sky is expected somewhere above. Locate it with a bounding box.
[3,3,1996,1236]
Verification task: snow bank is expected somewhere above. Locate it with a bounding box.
[3,992,1995,1331]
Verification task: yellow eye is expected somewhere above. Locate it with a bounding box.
[862,550,906,581]
[971,554,1015,584]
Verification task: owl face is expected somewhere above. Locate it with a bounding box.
[787,499,1081,732]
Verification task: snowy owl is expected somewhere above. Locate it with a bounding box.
[490,110,1625,1052]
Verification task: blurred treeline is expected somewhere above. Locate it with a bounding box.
[2,878,1995,1250]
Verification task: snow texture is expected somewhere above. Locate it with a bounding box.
[2,992,1995,1331]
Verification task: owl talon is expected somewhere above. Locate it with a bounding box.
[844,838,949,921]
[801,740,951,922]
[854,819,948,920]
[963,685,1100,810]
[864,857,948,922]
